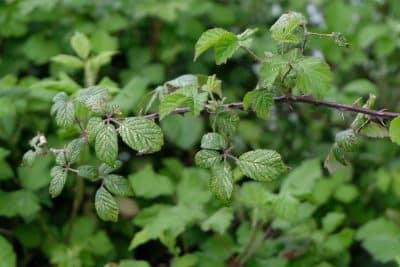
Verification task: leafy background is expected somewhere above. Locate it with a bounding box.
[1,0,400,266]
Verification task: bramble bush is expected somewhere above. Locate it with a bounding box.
[2,1,400,267]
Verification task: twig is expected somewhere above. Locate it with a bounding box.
[138,95,399,120]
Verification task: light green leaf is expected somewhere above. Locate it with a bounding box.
[70,32,91,59]
[322,212,346,234]
[119,118,164,154]
[295,57,332,98]
[76,86,109,112]
[0,235,16,267]
[22,150,36,167]
[359,122,389,138]
[87,117,104,144]
[238,182,272,207]
[90,51,117,68]
[324,228,354,254]
[201,207,233,234]
[175,86,208,116]
[49,166,67,198]
[51,94,75,128]
[200,132,227,150]
[259,55,288,87]
[214,33,239,65]
[242,89,273,119]
[210,163,233,203]
[332,129,360,164]
[95,186,118,222]
[128,165,174,199]
[104,174,133,197]
[272,193,300,222]
[270,12,306,44]
[195,149,222,168]
[389,117,400,145]
[238,149,286,181]
[159,93,189,120]
[51,54,84,69]
[194,28,235,61]
[95,124,118,165]
[77,165,98,181]
[65,138,84,163]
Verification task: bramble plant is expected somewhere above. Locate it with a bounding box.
[16,10,400,266]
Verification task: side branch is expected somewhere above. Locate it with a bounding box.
[141,95,399,120]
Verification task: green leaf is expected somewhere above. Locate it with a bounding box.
[389,117,400,145]
[22,150,36,167]
[324,228,354,254]
[159,93,190,120]
[161,114,204,149]
[55,152,67,166]
[51,54,84,69]
[242,89,273,119]
[98,161,122,176]
[332,129,360,164]
[49,166,67,198]
[200,132,227,150]
[194,28,236,61]
[119,118,164,154]
[77,165,98,181]
[195,149,222,168]
[175,86,208,116]
[51,93,75,127]
[128,165,174,199]
[95,186,118,222]
[76,86,109,112]
[210,163,233,203]
[270,12,306,44]
[70,32,91,59]
[281,158,322,197]
[104,174,133,197]
[119,259,151,267]
[210,110,239,138]
[0,235,16,267]
[65,138,84,163]
[238,149,286,181]
[87,117,104,143]
[272,193,300,222]
[201,207,233,234]
[322,212,346,234]
[259,55,288,87]
[238,182,272,207]
[359,122,389,138]
[295,57,332,98]
[90,51,117,68]
[214,33,239,65]
[0,190,40,218]
[95,124,118,165]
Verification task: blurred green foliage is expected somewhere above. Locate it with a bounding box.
[1,0,400,266]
